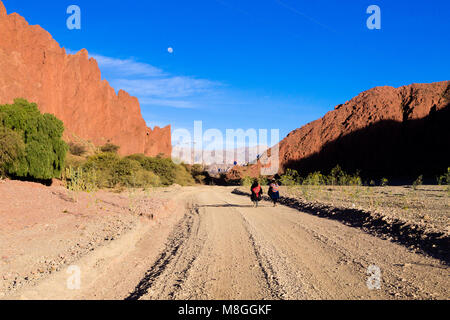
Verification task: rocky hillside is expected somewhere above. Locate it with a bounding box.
[0,1,171,157]
[236,81,450,181]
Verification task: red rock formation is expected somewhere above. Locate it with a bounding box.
[228,80,450,181]
[0,1,171,157]
[274,81,450,172]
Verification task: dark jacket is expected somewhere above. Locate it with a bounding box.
[251,183,263,201]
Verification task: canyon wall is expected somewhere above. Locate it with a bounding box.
[0,1,171,157]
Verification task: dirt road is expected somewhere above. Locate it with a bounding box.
[9,186,449,300]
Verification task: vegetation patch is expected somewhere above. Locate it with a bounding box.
[64,152,195,190]
[0,99,67,180]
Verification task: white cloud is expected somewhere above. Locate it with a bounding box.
[89,54,165,77]
[68,50,223,109]
[112,77,218,99]
[139,98,198,109]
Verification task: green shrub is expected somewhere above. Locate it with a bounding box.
[303,171,326,186]
[0,99,67,180]
[110,158,143,187]
[258,176,269,186]
[193,174,207,184]
[79,153,194,188]
[111,158,162,187]
[127,154,178,186]
[330,166,362,186]
[437,168,450,185]
[64,166,98,193]
[241,176,253,186]
[347,174,362,186]
[80,152,119,188]
[0,126,25,175]
[278,165,364,187]
[412,175,423,190]
[329,165,344,185]
[125,153,147,163]
[68,142,87,156]
[84,152,120,171]
[380,177,389,187]
[100,143,120,154]
[280,169,300,186]
[63,151,196,190]
[137,170,161,187]
[174,165,195,186]
[65,153,86,169]
[190,164,210,184]
[190,164,204,175]
[66,153,164,189]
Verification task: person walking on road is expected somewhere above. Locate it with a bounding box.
[268,179,280,207]
[250,179,263,208]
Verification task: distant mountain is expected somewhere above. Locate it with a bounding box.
[174,145,268,167]
[0,1,171,157]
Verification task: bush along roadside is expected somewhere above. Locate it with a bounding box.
[231,188,450,265]
[64,151,195,190]
[0,99,67,181]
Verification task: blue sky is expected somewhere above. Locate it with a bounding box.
[3,0,450,147]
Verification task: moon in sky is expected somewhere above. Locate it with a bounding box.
[168,47,174,54]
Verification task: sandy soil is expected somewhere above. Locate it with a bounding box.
[274,185,449,235]
[0,180,180,298]
[1,182,448,300]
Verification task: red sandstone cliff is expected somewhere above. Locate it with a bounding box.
[274,81,450,171]
[0,1,171,157]
[228,80,450,181]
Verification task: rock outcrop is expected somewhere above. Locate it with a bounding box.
[0,1,171,157]
[230,81,450,181]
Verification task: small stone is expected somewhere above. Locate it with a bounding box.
[403,263,412,268]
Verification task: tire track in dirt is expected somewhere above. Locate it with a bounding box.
[223,189,449,299]
[169,191,276,300]
[238,209,285,300]
[125,186,448,300]
[233,202,319,299]
[125,203,203,300]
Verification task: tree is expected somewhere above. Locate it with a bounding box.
[0,99,68,180]
[0,126,25,175]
